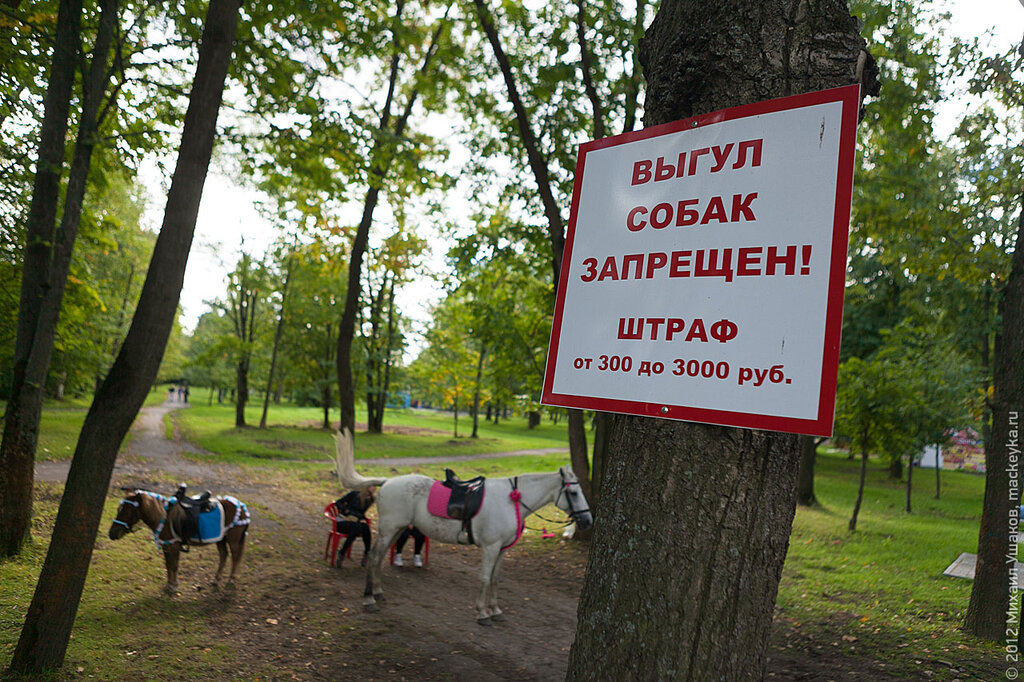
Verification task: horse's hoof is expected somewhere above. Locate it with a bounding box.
[490,613,505,623]
[477,617,492,627]
[363,603,380,613]
[162,585,179,596]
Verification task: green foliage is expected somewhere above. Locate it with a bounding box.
[835,322,977,465]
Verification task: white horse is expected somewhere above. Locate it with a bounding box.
[332,429,593,624]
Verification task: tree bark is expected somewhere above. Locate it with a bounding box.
[567,2,871,678]
[796,434,818,506]
[0,0,83,557]
[7,0,241,672]
[965,203,1024,640]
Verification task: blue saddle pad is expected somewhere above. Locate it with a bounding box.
[194,503,225,543]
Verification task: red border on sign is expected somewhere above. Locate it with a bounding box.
[541,84,860,437]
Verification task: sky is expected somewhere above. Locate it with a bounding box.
[158,0,1024,342]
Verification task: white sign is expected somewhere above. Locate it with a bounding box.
[542,86,860,437]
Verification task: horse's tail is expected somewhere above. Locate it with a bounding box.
[333,427,387,489]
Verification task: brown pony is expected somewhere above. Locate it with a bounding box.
[108,489,250,594]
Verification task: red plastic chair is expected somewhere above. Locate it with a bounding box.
[389,530,430,567]
[323,502,371,567]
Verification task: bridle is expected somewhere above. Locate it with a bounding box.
[555,470,591,524]
[111,495,142,533]
[516,470,591,528]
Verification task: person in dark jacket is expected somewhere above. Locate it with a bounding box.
[333,487,375,566]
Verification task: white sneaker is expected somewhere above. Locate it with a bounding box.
[393,554,403,567]
[413,554,423,567]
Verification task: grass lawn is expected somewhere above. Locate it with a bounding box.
[775,447,1000,677]
[172,402,569,466]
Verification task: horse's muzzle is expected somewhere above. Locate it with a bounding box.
[108,525,125,540]
[576,512,594,530]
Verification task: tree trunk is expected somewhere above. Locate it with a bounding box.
[377,274,397,432]
[934,443,941,499]
[965,202,1024,640]
[452,394,459,438]
[849,447,868,532]
[888,454,902,479]
[0,0,83,557]
[235,359,248,427]
[567,1,872,678]
[568,409,592,503]
[322,322,333,430]
[590,410,610,500]
[905,453,913,513]
[338,8,445,437]
[797,434,818,506]
[260,259,292,429]
[472,0,596,502]
[6,1,240,671]
[470,344,486,438]
[322,383,331,430]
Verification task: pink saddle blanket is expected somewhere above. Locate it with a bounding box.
[427,480,485,519]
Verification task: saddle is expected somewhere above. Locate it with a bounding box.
[169,484,216,548]
[442,469,485,521]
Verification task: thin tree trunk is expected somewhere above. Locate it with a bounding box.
[472,0,594,500]
[590,410,610,500]
[378,274,397,431]
[849,446,869,532]
[338,9,446,436]
[567,1,873,677]
[452,394,459,438]
[797,434,818,506]
[7,1,240,671]
[0,0,83,557]
[935,443,941,499]
[471,344,486,438]
[621,0,647,134]
[323,322,333,430]
[575,0,605,140]
[965,202,1024,640]
[260,260,292,429]
[235,358,248,427]
[905,453,913,512]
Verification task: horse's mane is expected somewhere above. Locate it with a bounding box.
[332,428,387,489]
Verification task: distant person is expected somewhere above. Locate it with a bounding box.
[333,487,375,566]
[177,385,184,401]
[167,385,176,402]
[393,525,426,567]
[184,386,190,404]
